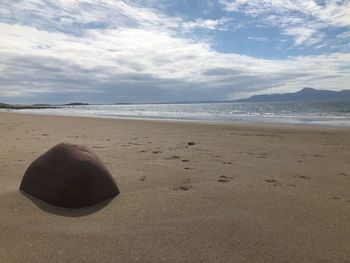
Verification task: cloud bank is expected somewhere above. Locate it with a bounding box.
[0,0,349,103]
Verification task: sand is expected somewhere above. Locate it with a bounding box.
[0,111,349,262]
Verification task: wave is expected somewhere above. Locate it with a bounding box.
[6,101,350,127]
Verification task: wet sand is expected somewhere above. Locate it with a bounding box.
[0,112,349,262]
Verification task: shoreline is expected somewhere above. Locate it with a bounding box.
[1,111,349,262]
[3,109,350,129]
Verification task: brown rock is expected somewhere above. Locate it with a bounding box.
[20,143,119,208]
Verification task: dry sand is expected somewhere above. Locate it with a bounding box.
[0,112,349,262]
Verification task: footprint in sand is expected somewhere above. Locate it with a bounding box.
[293,175,310,179]
[217,175,234,183]
[152,151,162,154]
[257,153,268,158]
[140,176,146,181]
[164,155,180,160]
[182,159,190,163]
[171,185,192,191]
[265,179,282,186]
[187,142,195,146]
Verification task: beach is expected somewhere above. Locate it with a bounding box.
[0,111,349,262]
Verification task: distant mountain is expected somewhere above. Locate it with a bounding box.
[235,88,350,102]
[64,102,89,106]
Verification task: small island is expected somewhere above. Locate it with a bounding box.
[0,102,89,110]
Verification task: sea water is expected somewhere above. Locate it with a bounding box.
[10,101,350,127]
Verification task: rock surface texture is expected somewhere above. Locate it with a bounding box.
[20,143,119,208]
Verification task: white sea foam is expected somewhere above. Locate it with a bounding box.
[8,101,350,127]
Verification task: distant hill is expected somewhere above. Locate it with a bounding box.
[235,88,350,102]
[0,103,57,109]
[64,102,89,106]
[31,104,51,107]
[0,103,10,108]
[0,102,89,109]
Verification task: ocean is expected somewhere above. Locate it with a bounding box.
[8,101,350,127]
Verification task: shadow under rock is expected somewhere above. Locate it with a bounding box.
[20,191,114,217]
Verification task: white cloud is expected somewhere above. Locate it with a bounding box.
[0,0,182,33]
[283,26,324,46]
[337,31,350,39]
[0,0,349,103]
[183,17,231,31]
[220,0,350,47]
[247,36,269,42]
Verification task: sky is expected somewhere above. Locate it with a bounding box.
[0,0,349,104]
